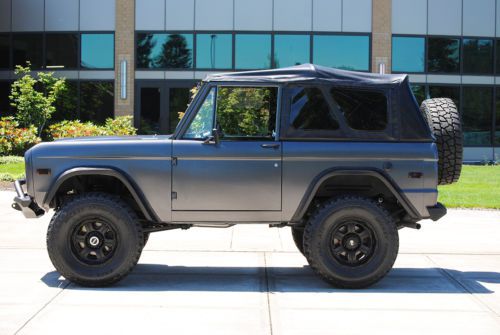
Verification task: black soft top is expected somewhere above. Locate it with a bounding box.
[205,63,407,86]
[205,64,431,141]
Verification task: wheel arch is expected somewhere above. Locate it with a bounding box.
[290,168,420,222]
[43,167,158,222]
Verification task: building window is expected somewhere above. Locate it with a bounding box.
[427,37,460,73]
[0,34,9,69]
[235,34,271,70]
[496,87,500,146]
[0,81,12,115]
[195,33,232,70]
[411,84,426,106]
[46,34,79,70]
[169,88,191,133]
[81,34,114,69]
[330,87,387,131]
[392,36,425,73]
[462,86,493,146]
[53,81,79,121]
[463,39,493,74]
[13,34,43,69]
[80,81,114,123]
[274,34,310,68]
[136,33,193,69]
[313,35,370,71]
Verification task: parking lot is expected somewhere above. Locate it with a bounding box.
[1,190,500,335]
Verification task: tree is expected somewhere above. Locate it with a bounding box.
[9,63,66,136]
[155,34,192,68]
[137,34,156,68]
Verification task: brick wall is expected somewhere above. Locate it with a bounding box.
[372,0,392,74]
[114,0,135,117]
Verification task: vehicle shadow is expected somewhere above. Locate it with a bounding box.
[41,264,500,294]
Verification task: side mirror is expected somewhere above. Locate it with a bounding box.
[203,127,222,145]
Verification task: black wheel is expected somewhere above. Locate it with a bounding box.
[420,98,463,185]
[303,196,399,289]
[291,227,305,256]
[46,193,144,287]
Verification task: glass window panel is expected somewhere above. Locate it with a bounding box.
[289,87,339,130]
[274,35,310,68]
[81,34,114,69]
[411,84,426,106]
[0,81,12,116]
[496,87,500,146]
[463,39,493,74]
[235,34,271,70]
[313,35,369,71]
[392,36,425,73]
[427,37,460,73]
[13,33,43,69]
[330,87,388,131]
[196,34,232,69]
[0,34,9,69]
[185,87,216,139]
[462,86,492,146]
[428,86,460,109]
[216,87,277,139]
[136,33,193,69]
[169,87,191,133]
[52,81,78,122]
[139,87,161,135]
[46,34,79,69]
[496,40,500,75]
[79,81,114,124]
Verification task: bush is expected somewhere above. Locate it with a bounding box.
[48,116,136,139]
[0,117,40,156]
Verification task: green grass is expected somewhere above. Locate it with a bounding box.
[0,156,24,181]
[438,165,500,209]
[0,155,498,209]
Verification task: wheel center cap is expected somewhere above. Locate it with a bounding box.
[89,236,100,247]
[343,234,360,250]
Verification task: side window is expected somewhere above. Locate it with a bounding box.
[329,87,388,131]
[289,87,339,130]
[184,87,216,139]
[216,86,277,140]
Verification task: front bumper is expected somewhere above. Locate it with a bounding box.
[12,179,44,218]
[427,202,447,221]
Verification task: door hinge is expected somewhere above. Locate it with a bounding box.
[172,157,178,166]
[171,191,177,200]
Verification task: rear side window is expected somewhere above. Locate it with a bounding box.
[329,87,388,131]
[289,87,339,130]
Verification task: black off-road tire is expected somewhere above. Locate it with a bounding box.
[420,98,463,185]
[291,227,305,256]
[303,196,399,289]
[46,193,144,287]
[143,232,150,247]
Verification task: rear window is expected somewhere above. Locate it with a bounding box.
[289,87,339,131]
[329,87,388,131]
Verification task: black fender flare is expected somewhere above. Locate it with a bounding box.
[43,167,158,222]
[290,168,420,222]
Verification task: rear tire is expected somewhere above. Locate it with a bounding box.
[420,98,463,185]
[291,227,305,256]
[303,196,399,289]
[46,193,144,287]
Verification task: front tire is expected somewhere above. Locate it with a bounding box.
[303,196,398,289]
[46,193,144,287]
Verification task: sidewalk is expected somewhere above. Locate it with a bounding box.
[1,190,500,335]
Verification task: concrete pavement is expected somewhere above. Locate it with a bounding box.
[1,190,500,335]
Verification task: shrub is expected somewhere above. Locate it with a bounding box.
[0,117,40,156]
[48,116,136,139]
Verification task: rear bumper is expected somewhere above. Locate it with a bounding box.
[12,179,44,219]
[427,202,447,221]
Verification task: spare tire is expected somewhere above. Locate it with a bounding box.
[420,98,463,185]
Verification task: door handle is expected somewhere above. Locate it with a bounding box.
[261,143,280,149]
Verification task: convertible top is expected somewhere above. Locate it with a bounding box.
[204,63,408,86]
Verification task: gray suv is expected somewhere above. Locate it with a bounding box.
[12,64,462,288]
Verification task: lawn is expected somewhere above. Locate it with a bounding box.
[0,156,498,209]
[438,165,500,209]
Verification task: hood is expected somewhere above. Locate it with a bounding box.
[54,135,172,142]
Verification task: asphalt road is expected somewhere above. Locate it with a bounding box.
[1,190,500,335]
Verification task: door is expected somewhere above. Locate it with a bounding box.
[135,80,196,134]
[172,85,282,212]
